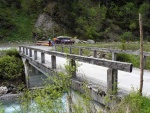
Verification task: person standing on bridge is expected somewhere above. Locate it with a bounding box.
[48,38,51,46]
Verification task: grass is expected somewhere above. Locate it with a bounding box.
[75,42,150,52]
[110,90,150,113]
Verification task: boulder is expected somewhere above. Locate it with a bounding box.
[0,86,8,95]
[74,39,80,43]
[79,40,88,44]
[87,39,95,44]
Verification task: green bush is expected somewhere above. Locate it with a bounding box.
[3,48,20,58]
[0,55,23,80]
[116,53,131,62]
[120,32,133,41]
[116,53,140,68]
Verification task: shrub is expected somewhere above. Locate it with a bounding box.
[4,48,20,58]
[116,53,131,62]
[111,90,150,113]
[0,55,23,80]
[120,32,133,42]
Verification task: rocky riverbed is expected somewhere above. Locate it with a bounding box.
[0,80,25,102]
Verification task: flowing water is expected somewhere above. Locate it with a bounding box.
[2,92,105,113]
[1,71,105,113]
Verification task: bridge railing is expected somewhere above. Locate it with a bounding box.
[53,44,150,68]
[19,46,132,95]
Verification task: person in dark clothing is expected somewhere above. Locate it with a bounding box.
[48,38,51,46]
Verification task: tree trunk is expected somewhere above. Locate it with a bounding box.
[139,13,144,96]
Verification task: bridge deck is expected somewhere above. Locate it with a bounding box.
[26,46,150,96]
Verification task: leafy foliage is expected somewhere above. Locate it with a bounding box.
[49,0,149,41]
[0,0,150,42]
[2,48,20,57]
[0,49,24,80]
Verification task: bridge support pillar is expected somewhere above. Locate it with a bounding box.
[70,59,76,78]
[51,55,56,69]
[23,59,30,88]
[107,69,118,94]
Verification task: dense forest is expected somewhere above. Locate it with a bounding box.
[0,0,149,42]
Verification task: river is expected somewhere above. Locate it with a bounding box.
[2,90,105,113]
[1,63,105,113]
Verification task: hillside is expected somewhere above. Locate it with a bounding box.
[0,0,149,42]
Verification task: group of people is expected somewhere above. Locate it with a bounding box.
[48,37,57,46]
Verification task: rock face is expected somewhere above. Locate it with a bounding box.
[34,13,59,40]
[0,86,8,95]
[35,13,55,32]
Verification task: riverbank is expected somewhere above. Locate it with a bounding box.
[0,42,34,48]
[0,49,26,103]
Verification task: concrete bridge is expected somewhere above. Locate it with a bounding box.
[19,45,150,106]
